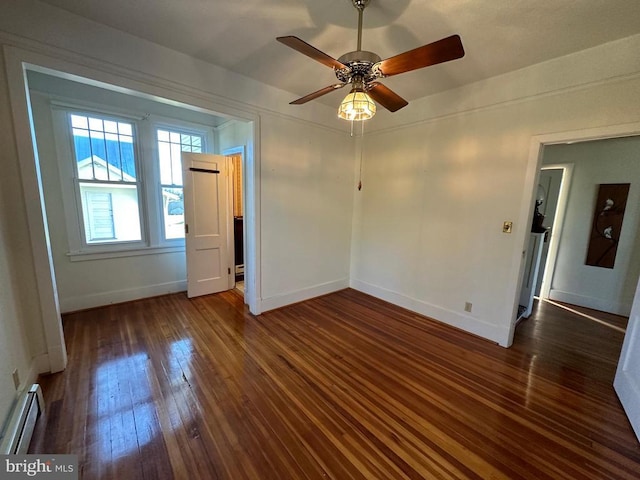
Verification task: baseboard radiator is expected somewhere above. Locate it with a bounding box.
[0,384,45,454]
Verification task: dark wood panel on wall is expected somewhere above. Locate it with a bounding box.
[30,289,640,479]
[586,183,630,268]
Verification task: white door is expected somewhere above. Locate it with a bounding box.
[614,277,640,442]
[182,153,231,298]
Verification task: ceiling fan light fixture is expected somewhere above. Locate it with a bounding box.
[338,88,376,121]
[278,0,464,117]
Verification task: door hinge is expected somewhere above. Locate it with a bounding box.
[185,224,189,234]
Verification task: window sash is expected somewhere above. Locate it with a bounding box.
[69,112,145,248]
[156,127,204,241]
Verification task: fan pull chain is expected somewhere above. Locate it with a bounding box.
[358,120,364,190]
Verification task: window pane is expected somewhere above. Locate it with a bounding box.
[80,183,142,243]
[88,117,103,131]
[156,128,204,240]
[170,143,182,185]
[103,120,118,134]
[158,142,173,185]
[118,123,132,136]
[71,114,88,129]
[119,141,136,179]
[72,114,136,181]
[157,130,169,142]
[162,187,184,239]
[172,162,183,186]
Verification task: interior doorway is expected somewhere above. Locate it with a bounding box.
[537,138,640,318]
[517,166,570,322]
[225,147,245,296]
[516,134,640,336]
[5,49,261,372]
[507,123,640,349]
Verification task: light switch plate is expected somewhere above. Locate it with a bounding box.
[503,221,513,233]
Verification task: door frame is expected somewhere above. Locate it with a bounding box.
[507,121,640,347]
[537,163,574,299]
[223,146,246,293]
[4,45,262,373]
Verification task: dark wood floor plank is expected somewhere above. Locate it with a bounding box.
[30,289,640,479]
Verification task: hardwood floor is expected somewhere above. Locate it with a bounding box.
[30,289,640,479]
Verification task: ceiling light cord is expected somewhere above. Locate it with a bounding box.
[357,6,364,51]
[357,120,364,190]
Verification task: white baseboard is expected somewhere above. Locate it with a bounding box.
[548,289,631,316]
[259,278,349,313]
[350,279,507,346]
[60,280,187,313]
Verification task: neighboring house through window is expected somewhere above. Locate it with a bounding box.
[84,192,115,241]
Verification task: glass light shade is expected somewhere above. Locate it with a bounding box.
[337,90,376,121]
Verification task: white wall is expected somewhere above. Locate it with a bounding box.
[351,34,640,346]
[217,114,355,310]
[259,115,355,310]
[542,138,640,315]
[0,50,46,433]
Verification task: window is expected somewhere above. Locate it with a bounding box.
[53,105,212,259]
[70,114,142,244]
[156,129,203,240]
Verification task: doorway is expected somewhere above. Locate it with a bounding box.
[517,164,572,323]
[224,147,246,295]
[6,51,261,371]
[526,137,640,321]
[507,123,640,349]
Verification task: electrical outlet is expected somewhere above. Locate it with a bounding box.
[503,221,513,233]
[464,302,472,313]
[12,369,20,390]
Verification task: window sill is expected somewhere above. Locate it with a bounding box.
[67,245,185,262]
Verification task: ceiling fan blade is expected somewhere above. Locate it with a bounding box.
[366,83,408,112]
[277,36,346,70]
[290,84,347,105]
[375,34,465,77]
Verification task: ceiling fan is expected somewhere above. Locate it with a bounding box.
[277,0,465,121]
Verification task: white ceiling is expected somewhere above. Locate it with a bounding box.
[38,0,640,109]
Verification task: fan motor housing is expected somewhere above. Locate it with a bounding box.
[336,50,382,83]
